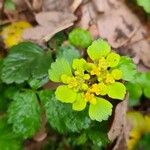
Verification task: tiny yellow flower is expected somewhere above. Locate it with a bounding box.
[84,91,97,104]
[104,73,115,84]
[90,65,100,76]
[90,84,100,95]
[98,57,108,70]
[98,82,107,95]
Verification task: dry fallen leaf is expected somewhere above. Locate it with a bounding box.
[23,11,77,43]
[42,0,72,11]
[78,2,97,29]
[35,11,76,26]
[92,0,110,13]
[108,95,128,142]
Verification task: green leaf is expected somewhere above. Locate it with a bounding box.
[117,56,137,81]
[1,42,52,84]
[72,93,86,111]
[0,116,22,150]
[87,39,111,61]
[28,76,49,89]
[39,90,91,133]
[0,84,10,112]
[135,72,150,98]
[107,82,126,100]
[125,82,142,106]
[0,83,18,113]
[57,45,80,65]
[136,72,150,87]
[3,85,19,100]
[144,88,150,98]
[106,52,120,67]
[89,97,112,122]
[72,58,87,71]
[0,59,3,79]
[48,32,66,49]
[69,28,93,48]
[48,58,72,82]
[137,0,150,13]
[73,133,87,145]
[87,122,110,147]
[4,0,16,10]
[55,85,77,103]
[136,133,150,150]
[7,90,41,139]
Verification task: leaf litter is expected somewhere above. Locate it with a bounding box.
[1,0,150,149]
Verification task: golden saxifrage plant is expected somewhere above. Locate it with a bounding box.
[48,39,127,122]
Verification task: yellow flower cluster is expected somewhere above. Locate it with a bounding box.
[61,54,122,105]
[1,21,31,48]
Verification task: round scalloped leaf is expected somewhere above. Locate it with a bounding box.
[135,72,150,98]
[55,85,77,103]
[0,116,22,150]
[69,28,93,48]
[125,82,142,106]
[107,82,126,100]
[7,90,41,139]
[106,52,120,67]
[1,42,52,84]
[117,56,137,81]
[57,45,80,65]
[87,39,111,61]
[72,93,87,111]
[144,88,150,98]
[72,58,87,70]
[48,58,72,82]
[89,97,112,122]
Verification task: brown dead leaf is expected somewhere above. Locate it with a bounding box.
[88,24,99,39]
[97,4,139,48]
[126,28,150,67]
[78,2,97,29]
[108,94,128,143]
[35,11,76,26]
[23,11,76,43]
[12,0,26,8]
[42,0,73,11]
[92,0,110,13]
[0,0,2,10]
